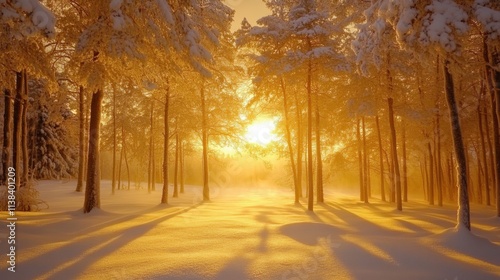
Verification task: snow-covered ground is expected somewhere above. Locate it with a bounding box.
[1,180,500,279]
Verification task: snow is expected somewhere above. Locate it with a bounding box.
[1,180,499,279]
[474,0,500,40]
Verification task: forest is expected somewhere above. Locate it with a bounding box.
[0,0,500,279]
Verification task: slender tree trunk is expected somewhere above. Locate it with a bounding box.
[376,116,385,201]
[148,100,153,193]
[421,159,427,200]
[112,88,117,194]
[436,109,443,206]
[490,48,500,217]
[173,129,179,198]
[306,57,314,211]
[388,98,402,211]
[362,117,369,203]
[479,100,491,206]
[294,91,303,197]
[118,144,123,190]
[443,59,471,230]
[357,118,364,201]
[76,86,85,191]
[315,90,323,203]
[402,120,408,202]
[201,82,209,201]
[161,82,170,204]
[280,77,299,202]
[2,89,13,184]
[122,126,130,190]
[475,144,483,204]
[428,142,435,205]
[83,89,103,213]
[180,139,184,194]
[21,70,28,187]
[13,72,24,190]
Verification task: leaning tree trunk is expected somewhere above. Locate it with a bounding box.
[280,77,299,203]
[443,59,470,230]
[161,81,170,204]
[83,89,104,213]
[201,82,209,201]
[388,98,402,211]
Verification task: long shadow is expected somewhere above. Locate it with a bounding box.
[16,202,204,280]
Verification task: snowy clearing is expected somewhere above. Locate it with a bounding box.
[1,180,499,280]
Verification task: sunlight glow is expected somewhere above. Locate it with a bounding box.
[245,120,278,146]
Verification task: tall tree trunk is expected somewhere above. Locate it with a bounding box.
[201,82,209,201]
[294,91,303,197]
[357,118,364,201]
[306,56,314,211]
[490,48,500,217]
[315,90,324,203]
[148,100,154,194]
[2,89,13,184]
[443,59,470,230]
[180,139,184,194]
[21,70,28,187]
[376,116,385,201]
[13,72,24,190]
[421,159,428,200]
[112,88,117,194]
[479,100,491,206]
[436,108,443,206]
[118,144,123,190]
[428,142,435,205]
[161,82,170,204]
[83,89,103,213]
[388,98,402,211]
[76,86,85,192]
[280,77,299,202]
[173,129,179,198]
[362,117,369,203]
[121,126,130,190]
[402,120,408,202]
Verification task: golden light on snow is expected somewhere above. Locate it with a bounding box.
[245,120,278,146]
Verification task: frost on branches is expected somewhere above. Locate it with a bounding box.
[474,0,500,41]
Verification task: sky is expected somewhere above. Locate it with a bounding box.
[224,0,270,31]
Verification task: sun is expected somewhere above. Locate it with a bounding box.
[245,120,278,146]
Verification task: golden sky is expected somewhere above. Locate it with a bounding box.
[224,0,270,31]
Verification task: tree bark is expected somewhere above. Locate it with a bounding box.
[201,82,209,201]
[306,55,314,211]
[83,89,103,213]
[13,71,24,190]
[122,126,130,190]
[180,139,184,194]
[428,142,434,205]
[376,116,385,201]
[436,108,443,206]
[362,116,369,203]
[148,100,154,193]
[388,98,402,211]
[443,59,470,230]
[76,86,85,192]
[161,81,170,204]
[315,89,323,203]
[2,89,13,185]
[173,129,179,198]
[112,87,117,194]
[490,48,500,217]
[21,70,28,186]
[294,90,303,197]
[280,77,299,203]
[402,120,408,202]
[357,118,364,201]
